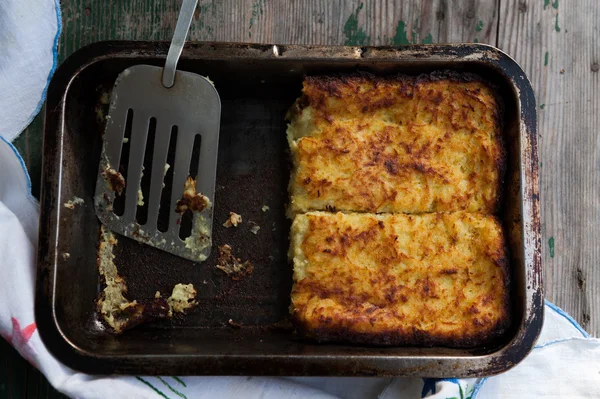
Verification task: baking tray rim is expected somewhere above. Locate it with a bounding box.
[35,40,543,377]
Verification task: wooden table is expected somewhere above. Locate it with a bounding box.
[2,0,598,397]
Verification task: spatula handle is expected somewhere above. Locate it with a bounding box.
[162,0,198,88]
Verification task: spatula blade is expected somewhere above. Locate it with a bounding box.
[94,64,221,262]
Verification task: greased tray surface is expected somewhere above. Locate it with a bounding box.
[36,42,542,377]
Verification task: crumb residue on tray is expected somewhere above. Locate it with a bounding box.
[204,76,215,87]
[217,244,254,277]
[137,188,144,206]
[96,227,145,333]
[228,319,242,329]
[167,283,198,317]
[176,176,210,214]
[102,168,125,195]
[249,221,260,235]
[62,252,70,260]
[223,212,242,228]
[261,205,270,212]
[95,227,201,333]
[162,163,170,188]
[184,214,211,261]
[63,196,84,209]
[175,176,213,261]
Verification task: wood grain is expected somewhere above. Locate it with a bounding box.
[498,0,600,335]
[55,0,499,57]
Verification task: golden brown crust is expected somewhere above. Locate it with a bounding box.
[287,71,505,216]
[289,211,510,347]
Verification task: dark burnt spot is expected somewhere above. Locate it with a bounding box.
[378,221,385,229]
[102,168,126,195]
[398,84,414,99]
[384,159,399,175]
[303,176,312,184]
[440,268,458,275]
[175,192,209,214]
[473,318,484,326]
[353,228,378,243]
[365,306,379,314]
[385,286,398,302]
[469,305,480,314]
[317,315,333,325]
[371,97,395,109]
[325,236,334,243]
[400,294,408,303]
[307,76,343,98]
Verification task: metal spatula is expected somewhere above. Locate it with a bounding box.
[94,0,220,262]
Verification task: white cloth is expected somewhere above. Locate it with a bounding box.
[0,0,60,141]
[2,1,600,398]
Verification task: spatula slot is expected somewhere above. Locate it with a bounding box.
[177,134,202,239]
[178,209,193,239]
[135,117,157,225]
[112,108,134,217]
[188,135,202,179]
[157,126,178,233]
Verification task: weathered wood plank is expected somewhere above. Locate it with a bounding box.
[55,0,499,59]
[498,0,600,335]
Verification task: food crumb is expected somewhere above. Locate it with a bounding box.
[155,291,161,299]
[176,176,210,213]
[137,188,144,206]
[217,244,254,277]
[100,92,110,105]
[62,252,71,260]
[123,137,129,143]
[261,205,270,212]
[96,227,145,333]
[249,221,260,234]
[223,212,242,228]
[102,168,126,195]
[63,196,85,209]
[228,319,242,329]
[167,283,198,317]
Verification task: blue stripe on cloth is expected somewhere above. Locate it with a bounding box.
[544,299,590,338]
[0,135,36,203]
[472,301,591,398]
[16,0,62,139]
[421,378,460,397]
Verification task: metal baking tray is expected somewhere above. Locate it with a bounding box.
[35,41,542,377]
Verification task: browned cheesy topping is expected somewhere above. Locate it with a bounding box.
[289,211,509,347]
[287,72,508,347]
[286,72,504,216]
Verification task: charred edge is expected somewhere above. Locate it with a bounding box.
[291,312,509,348]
